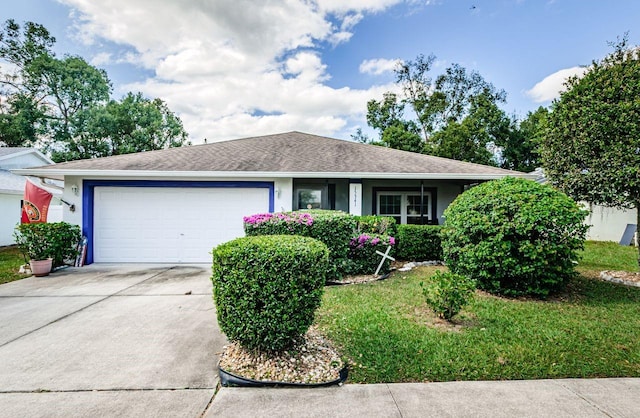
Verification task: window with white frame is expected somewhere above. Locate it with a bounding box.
[377,191,431,224]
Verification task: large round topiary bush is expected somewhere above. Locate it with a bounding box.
[441,177,588,297]
[212,235,329,352]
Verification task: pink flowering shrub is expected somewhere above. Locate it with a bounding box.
[243,210,397,278]
[350,233,395,249]
[244,210,357,280]
[243,212,314,237]
[347,233,396,276]
[243,212,313,228]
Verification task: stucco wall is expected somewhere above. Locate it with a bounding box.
[584,203,637,242]
[0,153,50,170]
[0,193,22,246]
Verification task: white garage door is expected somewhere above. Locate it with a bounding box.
[93,187,270,263]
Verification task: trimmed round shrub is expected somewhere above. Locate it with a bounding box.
[441,177,588,297]
[212,235,329,352]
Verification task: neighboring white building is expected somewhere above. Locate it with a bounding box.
[0,148,62,246]
[583,204,637,243]
[532,168,637,243]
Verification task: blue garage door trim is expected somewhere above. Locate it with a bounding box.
[82,180,275,264]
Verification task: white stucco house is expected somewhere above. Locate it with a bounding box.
[532,168,638,244]
[583,204,637,244]
[0,147,62,246]
[14,132,534,264]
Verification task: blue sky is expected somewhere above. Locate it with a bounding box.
[5,0,640,143]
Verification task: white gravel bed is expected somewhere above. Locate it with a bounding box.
[218,326,344,384]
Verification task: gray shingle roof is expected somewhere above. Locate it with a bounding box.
[26,132,526,177]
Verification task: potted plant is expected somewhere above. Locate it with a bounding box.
[14,223,54,276]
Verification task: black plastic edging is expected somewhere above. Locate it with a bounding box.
[219,366,348,388]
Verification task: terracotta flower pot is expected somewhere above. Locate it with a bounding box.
[30,258,53,277]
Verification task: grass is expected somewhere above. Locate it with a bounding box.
[315,241,640,383]
[577,241,639,272]
[0,245,30,285]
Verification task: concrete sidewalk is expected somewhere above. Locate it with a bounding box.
[206,378,640,417]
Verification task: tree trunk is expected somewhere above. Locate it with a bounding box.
[637,203,640,270]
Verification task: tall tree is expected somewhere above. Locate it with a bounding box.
[0,19,111,150]
[0,19,190,160]
[363,53,512,164]
[0,19,55,147]
[394,54,435,140]
[381,121,423,153]
[366,92,406,135]
[0,93,46,146]
[431,93,509,166]
[541,35,640,267]
[499,107,546,172]
[52,92,188,162]
[395,57,507,144]
[41,55,111,145]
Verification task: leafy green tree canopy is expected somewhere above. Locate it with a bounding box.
[363,53,521,167]
[52,92,189,162]
[498,107,546,173]
[541,35,640,266]
[0,19,189,160]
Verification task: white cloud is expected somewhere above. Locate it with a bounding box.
[525,66,589,103]
[90,52,112,66]
[317,0,402,14]
[359,58,400,75]
[59,0,408,142]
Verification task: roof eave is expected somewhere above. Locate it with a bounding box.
[12,168,537,181]
[0,149,54,165]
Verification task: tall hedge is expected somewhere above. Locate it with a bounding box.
[441,177,589,297]
[395,224,442,261]
[212,235,329,352]
[244,210,357,279]
[354,215,397,237]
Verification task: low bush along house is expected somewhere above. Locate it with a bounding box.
[13,132,534,264]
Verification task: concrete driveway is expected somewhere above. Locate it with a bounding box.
[0,264,225,418]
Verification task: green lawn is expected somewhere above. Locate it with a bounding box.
[577,241,638,272]
[315,241,640,383]
[0,245,30,285]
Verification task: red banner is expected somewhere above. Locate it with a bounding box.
[21,180,53,224]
